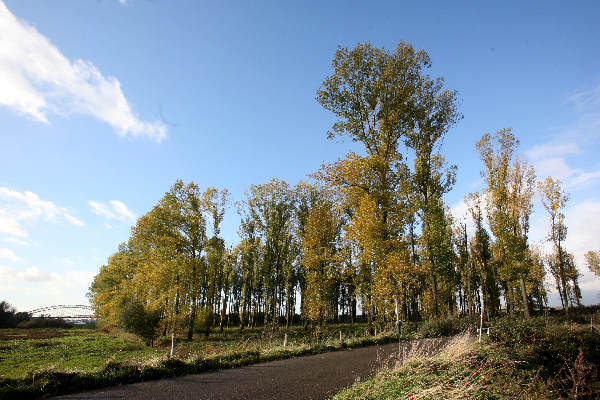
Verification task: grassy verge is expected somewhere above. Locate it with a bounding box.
[333,315,600,399]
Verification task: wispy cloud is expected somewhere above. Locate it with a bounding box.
[0,248,23,263]
[1,237,37,246]
[0,187,83,238]
[60,257,75,266]
[0,1,166,142]
[525,141,600,189]
[89,200,136,223]
[526,143,580,160]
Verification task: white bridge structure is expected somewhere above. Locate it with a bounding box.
[28,304,95,322]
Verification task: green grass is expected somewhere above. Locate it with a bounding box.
[0,322,410,399]
[0,315,485,399]
[0,328,161,379]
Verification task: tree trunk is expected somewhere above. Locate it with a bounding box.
[519,276,530,318]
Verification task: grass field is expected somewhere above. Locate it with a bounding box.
[0,322,383,380]
[0,321,415,399]
[0,326,161,379]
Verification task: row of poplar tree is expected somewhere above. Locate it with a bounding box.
[89,42,597,343]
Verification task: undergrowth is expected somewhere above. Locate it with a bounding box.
[333,316,600,400]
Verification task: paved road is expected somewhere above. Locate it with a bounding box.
[56,337,453,400]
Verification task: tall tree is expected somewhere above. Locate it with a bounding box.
[301,198,342,336]
[537,176,577,315]
[239,179,296,331]
[476,129,534,317]
[317,41,460,321]
[466,192,499,318]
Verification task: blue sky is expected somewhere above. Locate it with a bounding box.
[1,0,599,311]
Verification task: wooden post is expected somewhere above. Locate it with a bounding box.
[339,330,342,343]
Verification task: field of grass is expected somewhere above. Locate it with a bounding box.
[0,322,394,380]
[0,321,414,398]
[333,312,600,400]
[0,326,161,379]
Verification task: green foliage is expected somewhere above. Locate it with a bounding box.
[0,301,31,329]
[193,307,213,335]
[116,298,161,345]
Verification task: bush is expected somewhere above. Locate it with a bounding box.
[415,315,478,338]
[0,301,31,328]
[116,298,161,346]
[489,315,600,397]
[193,307,213,336]
[17,317,73,329]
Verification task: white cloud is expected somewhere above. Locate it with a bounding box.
[0,265,58,282]
[526,142,580,160]
[2,237,37,246]
[0,1,166,142]
[0,209,27,237]
[88,200,115,219]
[89,199,136,223]
[570,170,600,187]
[563,199,600,266]
[0,187,83,238]
[533,157,577,182]
[109,200,136,222]
[60,257,75,266]
[0,265,95,288]
[526,140,600,190]
[0,248,23,263]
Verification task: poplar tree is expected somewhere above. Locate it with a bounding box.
[476,129,534,317]
[586,250,600,277]
[537,176,579,314]
[317,41,460,322]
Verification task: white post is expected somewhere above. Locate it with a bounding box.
[283,332,287,347]
[479,291,485,343]
[339,330,342,343]
[170,332,176,357]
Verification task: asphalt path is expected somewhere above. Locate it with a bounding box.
[56,336,454,400]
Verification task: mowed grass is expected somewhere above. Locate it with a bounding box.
[0,323,374,380]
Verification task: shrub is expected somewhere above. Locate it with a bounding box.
[116,298,161,346]
[193,307,213,336]
[17,317,73,329]
[415,315,477,338]
[0,301,31,328]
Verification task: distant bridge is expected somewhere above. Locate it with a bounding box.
[27,304,95,320]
